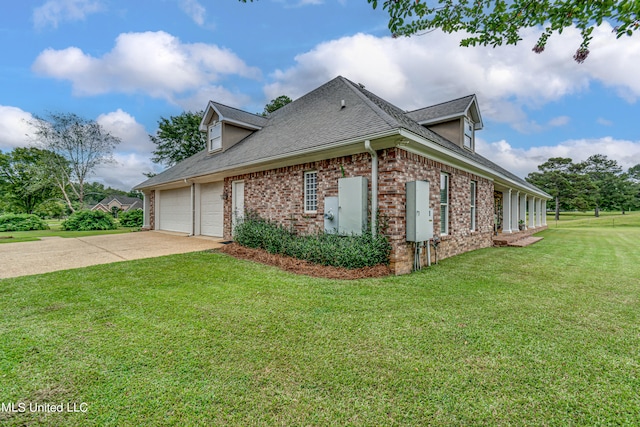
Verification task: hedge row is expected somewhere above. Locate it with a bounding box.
[0,214,49,232]
[233,212,390,269]
[118,209,143,228]
[61,210,118,231]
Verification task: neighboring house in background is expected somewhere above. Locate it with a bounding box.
[91,195,143,214]
[134,76,550,275]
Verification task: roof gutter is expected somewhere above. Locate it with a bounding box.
[398,129,551,199]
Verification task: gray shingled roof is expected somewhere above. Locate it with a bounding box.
[209,102,269,128]
[135,76,547,197]
[97,195,143,206]
[405,95,476,124]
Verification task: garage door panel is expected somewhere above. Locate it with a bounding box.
[200,182,223,237]
[159,187,191,233]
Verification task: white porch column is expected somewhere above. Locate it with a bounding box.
[154,190,160,231]
[193,183,201,236]
[529,197,536,229]
[502,189,512,233]
[519,194,527,230]
[542,200,547,225]
[511,191,519,233]
[143,191,151,228]
[536,198,542,227]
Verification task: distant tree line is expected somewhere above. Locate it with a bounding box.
[526,155,640,219]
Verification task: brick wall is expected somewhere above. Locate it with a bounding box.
[148,190,155,230]
[378,149,494,274]
[223,147,494,274]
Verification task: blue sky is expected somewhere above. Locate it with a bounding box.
[1,0,639,190]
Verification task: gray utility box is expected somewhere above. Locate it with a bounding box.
[406,180,433,241]
[338,176,368,235]
[324,196,339,233]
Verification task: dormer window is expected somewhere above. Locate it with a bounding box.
[208,122,221,152]
[464,118,474,150]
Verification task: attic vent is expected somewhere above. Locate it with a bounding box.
[341,99,346,109]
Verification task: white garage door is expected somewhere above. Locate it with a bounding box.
[158,187,191,233]
[200,182,224,237]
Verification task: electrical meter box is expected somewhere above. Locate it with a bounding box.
[338,176,368,235]
[324,196,339,233]
[406,180,433,241]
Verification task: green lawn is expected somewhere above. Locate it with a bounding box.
[547,210,640,228]
[0,222,639,425]
[0,220,135,244]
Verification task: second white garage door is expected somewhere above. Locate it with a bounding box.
[158,187,191,233]
[200,182,224,237]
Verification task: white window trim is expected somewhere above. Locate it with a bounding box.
[464,118,474,150]
[440,172,449,235]
[208,122,222,152]
[470,180,477,231]
[304,171,318,213]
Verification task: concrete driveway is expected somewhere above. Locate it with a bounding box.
[0,231,224,279]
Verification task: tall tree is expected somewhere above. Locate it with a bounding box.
[29,113,120,213]
[0,147,62,214]
[150,111,206,167]
[262,95,292,116]
[575,154,624,217]
[526,157,576,220]
[363,0,640,62]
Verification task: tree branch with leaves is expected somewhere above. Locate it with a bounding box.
[29,113,120,212]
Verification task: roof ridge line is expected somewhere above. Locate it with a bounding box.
[210,100,265,119]
[339,77,402,129]
[405,94,476,114]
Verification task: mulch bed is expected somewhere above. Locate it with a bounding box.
[217,243,391,280]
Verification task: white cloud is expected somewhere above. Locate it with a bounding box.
[548,116,570,127]
[33,0,103,29]
[179,0,206,26]
[176,85,253,113]
[32,31,261,101]
[96,109,153,155]
[265,24,640,131]
[93,152,161,191]
[597,117,613,126]
[477,136,640,179]
[0,106,36,151]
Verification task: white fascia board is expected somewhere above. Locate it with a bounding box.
[222,118,262,131]
[399,129,550,199]
[417,114,460,126]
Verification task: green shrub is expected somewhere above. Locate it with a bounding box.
[0,213,50,232]
[233,211,391,269]
[119,209,143,228]
[61,210,118,231]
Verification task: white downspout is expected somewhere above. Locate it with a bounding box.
[364,140,377,237]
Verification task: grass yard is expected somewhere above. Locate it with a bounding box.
[547,210,640,228]
[0,221,639,425]
[0,220,135,244]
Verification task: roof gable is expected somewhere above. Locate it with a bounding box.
[199,101,268,131]
[406,94,483,129]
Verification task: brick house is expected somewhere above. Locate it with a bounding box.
[134,76,550,275]
[91,195,143,214]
